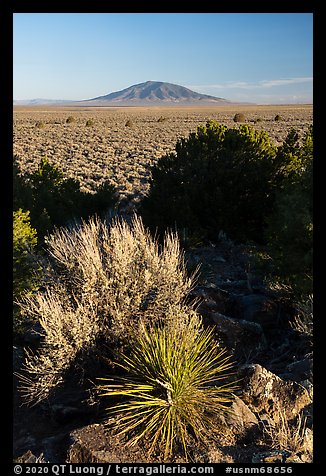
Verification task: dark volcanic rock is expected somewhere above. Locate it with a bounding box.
[191,286,234,317]
[285,358,313,382]
[68,424,149,463]
[219,396,258,435]
[252,450,300,463]
[211,312,266,358]
[235,294,279,329]
[240,364,311,422]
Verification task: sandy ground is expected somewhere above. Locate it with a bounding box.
[13,104,313,203]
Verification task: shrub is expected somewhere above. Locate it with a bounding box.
[98,314,237,460]
[274,114,282,121]
[141,122,313,249]
[157,116,168,123]
[86,118,94,127]
[140,121,278,243]
[125,119,134,127]
[265,126,313,296]
[66,116,76,124]
[35,121,45,129]
[27,157,84,237]
[233,113,245,123]
[13,209,40,333]
[13,156,33,212]
[82,180,118,221]
[13,156,118,242]
[17,215,198,404]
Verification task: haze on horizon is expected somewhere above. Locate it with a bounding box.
[13,13,313,105]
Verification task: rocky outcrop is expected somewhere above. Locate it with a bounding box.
[240,364,312,422]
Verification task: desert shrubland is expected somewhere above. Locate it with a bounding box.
[13,105,313,462]
[13,105,313,203]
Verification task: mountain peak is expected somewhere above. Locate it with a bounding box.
[85,81,230,105]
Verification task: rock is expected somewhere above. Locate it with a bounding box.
[253,450,306,463]
[190,286,233,316]
[68,423,149,463]
[13,434,36,453]
[285,454,305,463]
[252,450,290,463]
[236,294,279,329]
[39,433,69,463]
[303,427,313,455]
[51,404,93,424]
[222,396,258,434]
[286,358,313,381]
[210,312,266,357]
[68,424,112,463]
[197,298,221,318]
[300,379,313,399]
[14,450,47,463]
[240,364,311,422]
[299,453,313,463]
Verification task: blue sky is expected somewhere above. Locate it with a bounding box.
[13,13,313,104]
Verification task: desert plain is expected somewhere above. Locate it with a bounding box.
[13,104,313,207]
[13,103,314,463]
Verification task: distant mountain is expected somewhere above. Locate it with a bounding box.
[13,98,73,106]
[13,81,234,106]
[83,81,231,105]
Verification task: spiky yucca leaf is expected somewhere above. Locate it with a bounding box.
[98,316,238,460]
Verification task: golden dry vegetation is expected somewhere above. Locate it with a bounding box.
[13,104,313,205]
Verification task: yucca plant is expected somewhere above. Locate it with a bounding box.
[98,315,238,461]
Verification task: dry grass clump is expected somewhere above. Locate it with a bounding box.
[17,215,198,405]
[263,408,311,457]
[291,294,313,338]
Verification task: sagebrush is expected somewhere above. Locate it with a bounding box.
[17,215,198,404]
